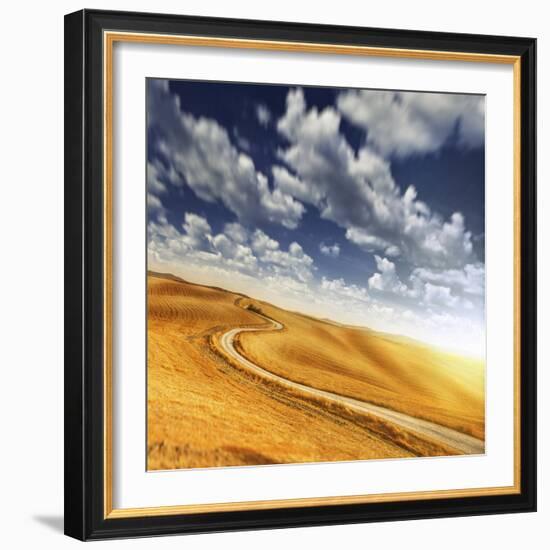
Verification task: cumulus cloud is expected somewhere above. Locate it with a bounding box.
[319,242,340,258]
[255,103,272,127]
[337,89,485,157]
[251,230,314,283]
[368,255,410,296]
[345,228,400,258]
[320,277,369,303]
[272,165,322,204]
[411,263,485,297]
[210,233,258,272]
[365,255,482,318]
[146,159,174,220]
[181,212,212,250]
[223,222,248,244]
[422,283,460,308]
[264,274,310,294]
[147,80,304,229]
[274,87,476,269]
[147,161,168,195]
[148,210,314,283]
[147,192,163,213]
[368,255,485,316]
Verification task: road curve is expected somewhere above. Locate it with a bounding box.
[218,311,485,456]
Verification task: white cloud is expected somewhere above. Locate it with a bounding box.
[345,228,400,258]
[278,88,313,138]
[257,173,305,229]
[255,103,272,127]
[368,255,410,296]
[147,193,163,212]
[147,161,168,195]
[232,127,251,152]
[146,159,173,220]
[149,211,314,283]
[423,283,460,308]
[411,263,485,296]
[148,80,304,229]
[320,277,369,303]
[148,218,180,241]
[319,242,340,258]
[275,88,476,269]
[223,222,248,244]
[251,230,314,283]
[181,212,212,250]
[264,274,309,295]
[272,165,322,204]
[366,255,482,314]
[147,157,184,198]
[337,89,485,157]
[385,246,401,257]
[211,233,258,272]
[249,229,279,255]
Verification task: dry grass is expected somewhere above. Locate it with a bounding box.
[237,301,485,440]
[147,273,483,470]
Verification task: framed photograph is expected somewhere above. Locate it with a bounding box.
[64,9,536,540]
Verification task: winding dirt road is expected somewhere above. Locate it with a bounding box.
[218,310,485,456]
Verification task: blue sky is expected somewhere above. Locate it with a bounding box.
[147,79,485,356]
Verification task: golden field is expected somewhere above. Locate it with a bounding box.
[147,272,484,470]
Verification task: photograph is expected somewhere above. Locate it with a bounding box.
[146,78,487,471]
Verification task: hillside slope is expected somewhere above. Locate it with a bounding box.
[147,272,484,470]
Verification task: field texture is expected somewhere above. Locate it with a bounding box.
[147,273,484,470]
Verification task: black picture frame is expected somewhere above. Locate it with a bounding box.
[64,9,536,541]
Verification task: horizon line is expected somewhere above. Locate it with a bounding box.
[147,269,484,361]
